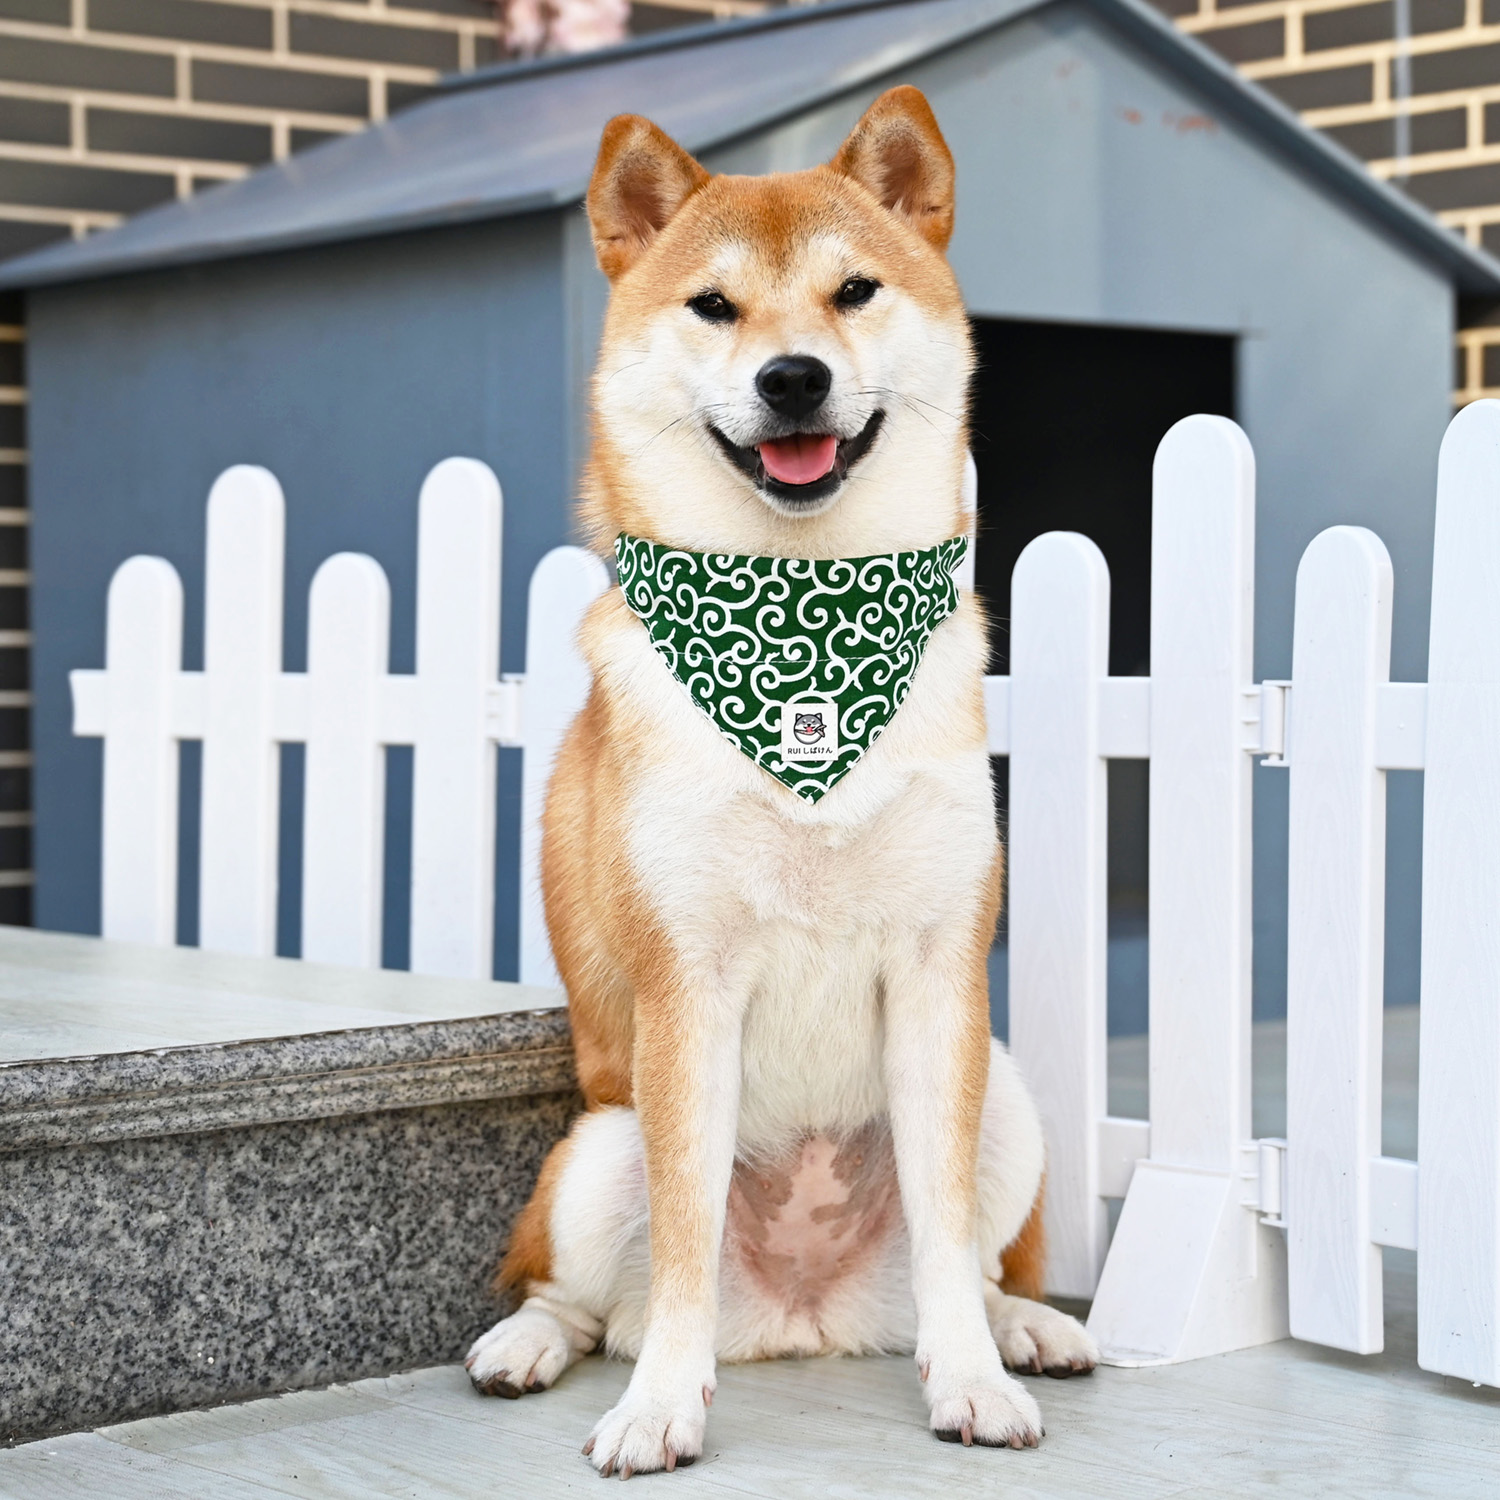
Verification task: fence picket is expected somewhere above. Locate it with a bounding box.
[409,458,502,980]
[1419,398,1500,1385]
[198,466,285,957]
[302,553,391,969]
[1088,414,1287,1364]
[1285,525,1393,1355]
[99,557,184,946]
[1007,530,1111,1299]
[518,546,610,988]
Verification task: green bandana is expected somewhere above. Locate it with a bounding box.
[615,532,968,802]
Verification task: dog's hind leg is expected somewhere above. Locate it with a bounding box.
[973,1039,1099,1377]
[468,1105,648,1397]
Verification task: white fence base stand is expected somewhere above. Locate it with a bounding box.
[1088,1163,1288,1365]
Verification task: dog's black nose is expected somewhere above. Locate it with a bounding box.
[755,355,831,419]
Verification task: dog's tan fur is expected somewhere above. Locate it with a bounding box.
[468,88,1096,1476]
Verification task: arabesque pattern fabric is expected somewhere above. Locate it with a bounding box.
[616,532,968,802]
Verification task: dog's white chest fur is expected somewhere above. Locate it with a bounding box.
[595,589,997,1154]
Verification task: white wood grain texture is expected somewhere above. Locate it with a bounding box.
[198,466,285,957]
[1418,398,1500,1386]
[98,557,184,946]
[1007,530,1110,1298]
[1146,415,1257,1170]
[518,546,610,989]
[1089,416,1286,1364]
[408,458,501,980]
[1284,525,1393,1355]
[301,554,391,969]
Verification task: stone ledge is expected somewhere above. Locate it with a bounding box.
[0,1009,574,1151]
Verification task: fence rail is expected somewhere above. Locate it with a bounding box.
[70,404,1500,1390]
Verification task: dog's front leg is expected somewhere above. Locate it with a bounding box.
[885,941,1043,1449]
[583,971,741,1478]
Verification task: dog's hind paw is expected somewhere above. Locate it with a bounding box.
[583,1376,710,1477]
[986,1290,1099,1378]
[465,1303,577,1398]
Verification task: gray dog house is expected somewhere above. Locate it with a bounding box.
[3,0,1495,1013]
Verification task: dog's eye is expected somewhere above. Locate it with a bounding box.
[688,291,737,323]
[834,278,879,309]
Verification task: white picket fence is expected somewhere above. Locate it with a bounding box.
[70,405,1500,1390]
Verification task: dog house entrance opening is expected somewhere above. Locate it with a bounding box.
[968,315,1236,1048]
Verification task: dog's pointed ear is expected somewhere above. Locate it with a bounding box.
[587,115,710,280]
[830,87,955,252]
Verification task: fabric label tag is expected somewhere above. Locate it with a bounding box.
[780,699,840,763]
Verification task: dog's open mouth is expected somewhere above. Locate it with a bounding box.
[708,409,885,506]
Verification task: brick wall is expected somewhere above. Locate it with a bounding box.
[1174,0,1500,397]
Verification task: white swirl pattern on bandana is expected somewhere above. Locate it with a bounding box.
[616,532,968,802]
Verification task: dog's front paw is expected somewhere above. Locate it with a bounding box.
[583,1375,712,1478]
[465,1304,573,1398]
[924,1356,1043,1449]
[988,1292,1099,1378]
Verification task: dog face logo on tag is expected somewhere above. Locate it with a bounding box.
[781,700,839,763]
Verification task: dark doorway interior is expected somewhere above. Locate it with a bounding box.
[972,316,1235,1037]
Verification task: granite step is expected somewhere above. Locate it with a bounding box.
[0,928,575,1446]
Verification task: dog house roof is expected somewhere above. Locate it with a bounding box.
[3,0,1499,294]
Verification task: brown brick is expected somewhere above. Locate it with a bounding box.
[1483,222,1500,258]
[0,157,176,213]
[288,13,459,71]
[0,403,21,448]
[0,465,24,506]
[1333,109,1470,158]
[1484,101,1500,142]
[192,60,370,117]
[1212,0,1266,10]
[1145,0,1200,12]
[1484,0,1500,25]
[0,341,21,385]
[1196,17,1286,62]
[290,126,345,154]
[0,218,65,263]
[1322,117,1394,159]
[87,0,273,48]
[0,0,69,22]
[1411,107,1468,153]
[0,95,69,147]
[474,31,500,66]
[395,0,494,14]
[0,34,176,96]
[1413,0,1465,32]
[629,3,708,35]
[0,642,27,688]
[87,107,273,165]
[1304,3,1393,52]
[387,79,438,113]
[1483,343,1500,388]
[1259,63,1373,109]
[1402,159,1500,209]
[1407,43,1500,96]
[1456,341,1469,390]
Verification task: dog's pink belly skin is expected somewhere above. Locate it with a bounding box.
[724,1125,901,1329]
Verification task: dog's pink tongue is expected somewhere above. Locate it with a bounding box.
[759,433,837,485]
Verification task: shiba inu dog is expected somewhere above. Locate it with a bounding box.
[466,86,1098,1477]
